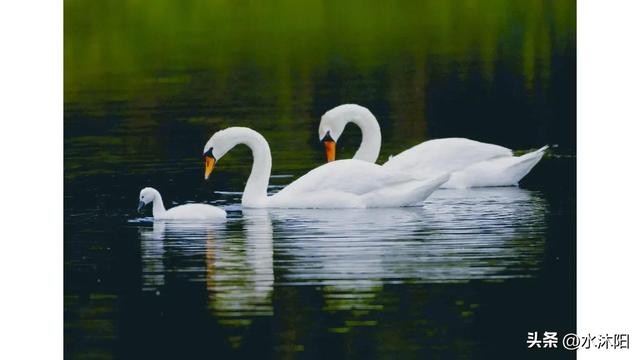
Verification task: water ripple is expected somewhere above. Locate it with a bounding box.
[135,187,546,323]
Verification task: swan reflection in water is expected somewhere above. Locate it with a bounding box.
[266,187,547,312]
[141,187,546,289]
[138,216,274,320]
[206,210,274,320]
[138,187,547,335]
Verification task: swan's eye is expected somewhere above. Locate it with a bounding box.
[141,196,144,199]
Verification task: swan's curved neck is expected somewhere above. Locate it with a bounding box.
[231,129,272,207]
[150,190,167,217]
[347,108,381,163]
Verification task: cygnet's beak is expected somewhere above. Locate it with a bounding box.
[204,149,216,180]
[322,133,336,162]
[137,201,145,213]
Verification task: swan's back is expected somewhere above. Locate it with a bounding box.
[384,138,512,174]
[161,204,226,220]
[275,159,417,197]
[269,160,449,208]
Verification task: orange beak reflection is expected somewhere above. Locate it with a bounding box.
[204,156,216,180]
[324,140,336,162]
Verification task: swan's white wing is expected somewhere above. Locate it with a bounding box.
[269,160,449,208]
[274,159,417,197]
[383,138,512,174]
[443,145,547,188]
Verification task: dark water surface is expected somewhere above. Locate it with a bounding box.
[65,0,576,358]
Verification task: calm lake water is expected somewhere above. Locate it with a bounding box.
[65,0,575,358]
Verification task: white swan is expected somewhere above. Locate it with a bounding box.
[318,104,548,189]
[202,127,449,208]
[137,187,226,220]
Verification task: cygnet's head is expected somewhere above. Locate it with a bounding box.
[137,187,158,213]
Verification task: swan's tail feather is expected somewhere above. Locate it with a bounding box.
[363,173,450,207]
[517,145,548,161]
[441,145,548,188]
[503,145,548,184]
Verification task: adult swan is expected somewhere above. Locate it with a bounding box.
[202,127,449,208]
[318,104,548,189]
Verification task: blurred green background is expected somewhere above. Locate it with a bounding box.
[65,0,575,181]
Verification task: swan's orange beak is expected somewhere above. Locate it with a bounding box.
[324,140,336,162]
[204,155,216,180]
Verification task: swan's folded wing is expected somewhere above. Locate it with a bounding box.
[383,138,512,174]
[275,159,419,197]
[162,204,226,220]
[443,145,547,188]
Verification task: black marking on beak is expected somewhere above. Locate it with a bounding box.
[321,132,334,142]
[137,201,145,213]
[204,148,214,159]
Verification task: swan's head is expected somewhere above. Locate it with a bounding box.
[319,108,349,162]
[138,187,157,213]
[319,104,371,162]
[202,128,236,180]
